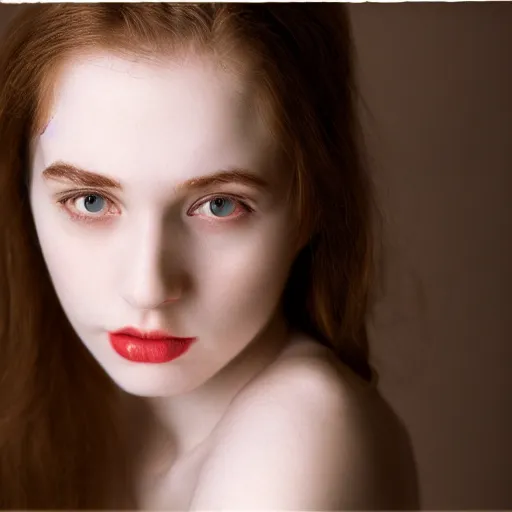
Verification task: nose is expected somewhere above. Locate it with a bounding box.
[120,218,183,311]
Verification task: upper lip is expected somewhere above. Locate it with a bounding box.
[110,327,195,340]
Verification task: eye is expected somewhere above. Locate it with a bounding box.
[191,195,253,220]
[57,191,120,223]
[77,194,107,214]
[200,197,236,217]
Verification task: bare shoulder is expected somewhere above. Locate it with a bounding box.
[190,334,420,510]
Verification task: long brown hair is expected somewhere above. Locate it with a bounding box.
[0,3,382,508]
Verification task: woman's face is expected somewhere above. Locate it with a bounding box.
[29,52,299,397]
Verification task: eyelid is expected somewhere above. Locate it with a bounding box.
[55,189,121,222]
[54,188,253,208]
[55,187,119,203]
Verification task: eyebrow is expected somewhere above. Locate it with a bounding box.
[41,160,270,193]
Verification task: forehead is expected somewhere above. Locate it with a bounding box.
[34,52,276,186]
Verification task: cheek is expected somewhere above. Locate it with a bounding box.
[41,245,108,317]
[195,219,297,322]
[31,199,114,317]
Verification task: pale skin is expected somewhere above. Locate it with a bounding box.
[28,52,419,509]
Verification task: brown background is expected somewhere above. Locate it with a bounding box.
[1,2,511,509]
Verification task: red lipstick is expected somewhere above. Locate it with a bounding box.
[109,327,196,363]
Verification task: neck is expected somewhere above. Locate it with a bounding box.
[123,310,291,471]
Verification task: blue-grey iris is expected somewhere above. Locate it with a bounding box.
[210,197,235,217]
[84,195,105,213]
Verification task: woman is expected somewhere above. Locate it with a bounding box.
[0,3,419,509]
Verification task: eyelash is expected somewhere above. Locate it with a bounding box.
[56,190,255,225]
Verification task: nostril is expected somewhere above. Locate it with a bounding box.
[162,296,180,305]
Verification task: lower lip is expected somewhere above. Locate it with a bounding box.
[109,333,196,363]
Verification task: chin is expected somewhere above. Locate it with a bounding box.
[103,363,207,398]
